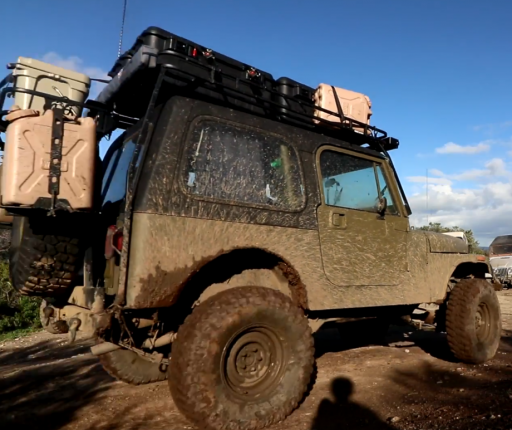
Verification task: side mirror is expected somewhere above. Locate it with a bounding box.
[377,196,387,217]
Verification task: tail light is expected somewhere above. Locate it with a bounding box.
[105,225,123,259]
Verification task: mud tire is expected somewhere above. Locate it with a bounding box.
[39,300,69,334]
[99,346,168,385]
[169,286,315,430]
[9,216,83,297]
[446,278,502,364]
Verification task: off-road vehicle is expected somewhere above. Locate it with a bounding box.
[490,235,512,289]
[0,26,503,430]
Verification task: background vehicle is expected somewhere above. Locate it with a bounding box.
[489,235,512,288]
[0,26,502,430]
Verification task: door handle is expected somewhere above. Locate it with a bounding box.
[331,211,347,228]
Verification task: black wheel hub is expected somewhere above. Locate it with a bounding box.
[222,325,287,400]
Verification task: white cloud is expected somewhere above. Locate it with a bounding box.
[40,52,109,100]
[429,168,445,177]
[472,120,512,134]
[409,181,512,246]
[406,176,453,186]
[427,158,510,182]
[435,142,490,155]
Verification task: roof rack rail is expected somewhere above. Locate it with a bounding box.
[100,26,400,152]
[0,82,137,137]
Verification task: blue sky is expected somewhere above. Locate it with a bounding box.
[1,0,511,245]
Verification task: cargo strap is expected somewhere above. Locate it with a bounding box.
[330,85,345,121]
[48,108,64,214]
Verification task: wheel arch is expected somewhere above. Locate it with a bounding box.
[451,261,491,280]
[169,247,309,314]
[436,261,494,304]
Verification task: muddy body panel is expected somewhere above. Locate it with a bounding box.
[122,96,489,312]
[125,215,486,311]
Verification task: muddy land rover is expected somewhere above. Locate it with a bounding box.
[0,27,503,430]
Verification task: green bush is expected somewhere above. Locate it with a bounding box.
[0,259,42,335]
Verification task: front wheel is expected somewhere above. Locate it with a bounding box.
[445,278,502,364]
[169,286,315,430]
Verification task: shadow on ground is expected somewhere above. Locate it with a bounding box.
[315,319,512,363]
[0,338,114,430]
[309,377,396,430]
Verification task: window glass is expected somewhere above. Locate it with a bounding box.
[102,137,137,205]
[184,120,304,211]
[319,150,396,214]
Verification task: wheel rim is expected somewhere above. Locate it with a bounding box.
[475,301,492,342]
[221,324,287,401]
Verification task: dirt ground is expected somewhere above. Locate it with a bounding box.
[1,291,512,430]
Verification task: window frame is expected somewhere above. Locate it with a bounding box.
[101,129,140,206]
[316,145,403,217]
[179,115,307,213]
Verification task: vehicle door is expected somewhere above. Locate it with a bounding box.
[316,145,409,286]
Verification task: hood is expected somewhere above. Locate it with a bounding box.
[421,231,469,254]
[490,255,512,268]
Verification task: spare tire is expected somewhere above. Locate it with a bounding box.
[9,215,84,297]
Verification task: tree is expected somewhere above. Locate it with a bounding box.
[414,222,486,255]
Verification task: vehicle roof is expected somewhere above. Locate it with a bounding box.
[490,235,512,245]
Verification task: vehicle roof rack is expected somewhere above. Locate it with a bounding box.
[96,26,400,152]
[0,74,137,138]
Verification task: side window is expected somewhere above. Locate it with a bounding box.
[102,137,137,206]
[183,120,304,211]
[319,150,398,215]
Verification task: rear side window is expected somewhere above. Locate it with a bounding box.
[183,119,305,211]
[102,136,138,206]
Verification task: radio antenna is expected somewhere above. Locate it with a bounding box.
[118,0,128,58]
[426,168,429,225]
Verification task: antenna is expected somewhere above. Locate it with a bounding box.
[426,168,429,225]
[118,0,128,58]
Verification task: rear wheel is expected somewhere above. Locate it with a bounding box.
[446,278,501,364]
[169,286,315,430]
[9,216,83,297]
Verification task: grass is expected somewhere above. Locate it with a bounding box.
[0,327,42,342]
[0,259,42,340]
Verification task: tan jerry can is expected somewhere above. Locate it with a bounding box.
[313,84,372,132]
[1,109,97,210]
